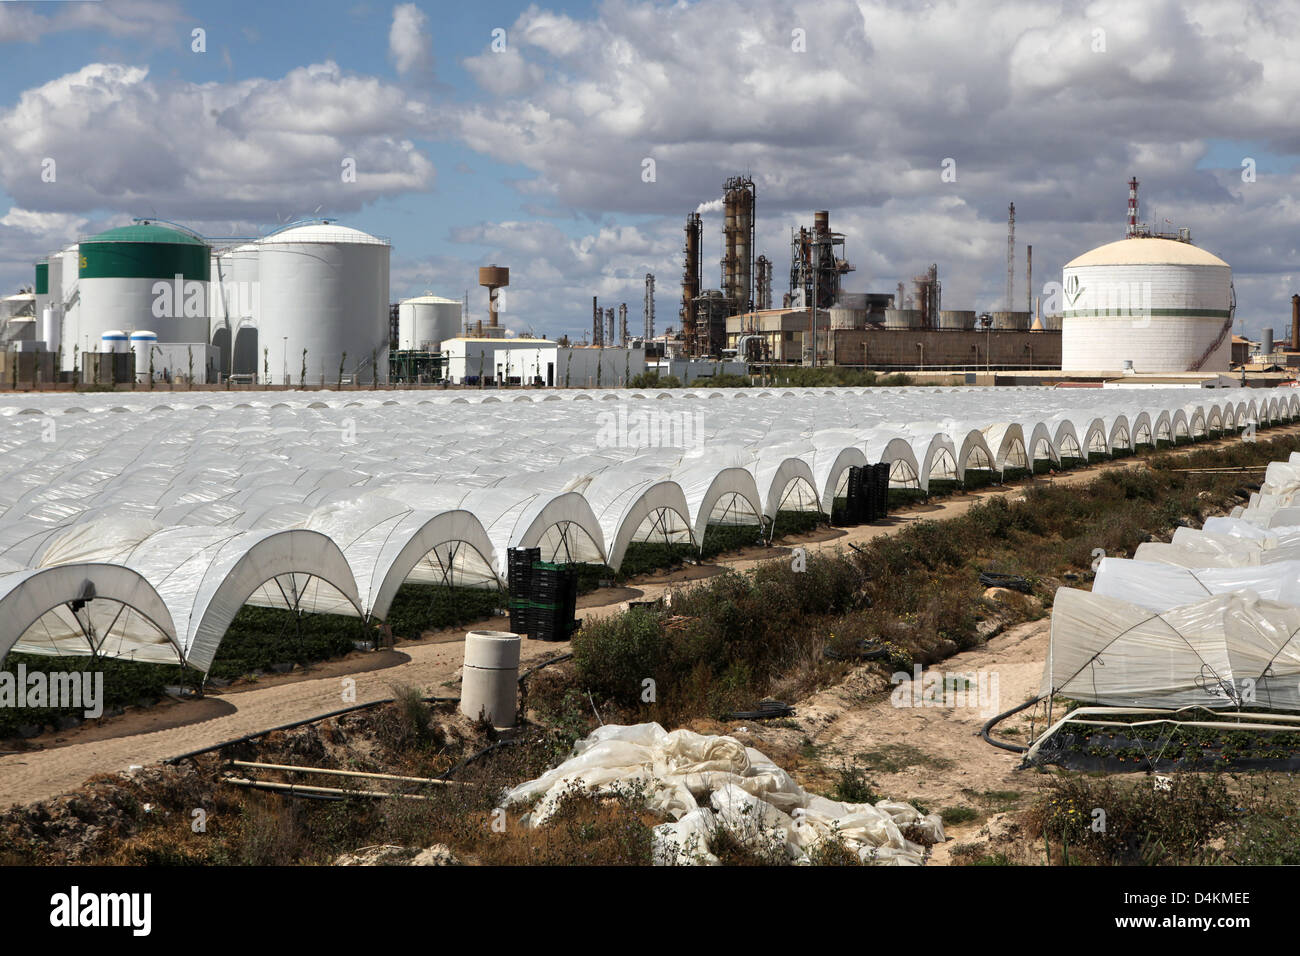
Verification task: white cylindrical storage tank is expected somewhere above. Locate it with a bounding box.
[78,222,210,361]
[398,294,461,351]
[42,308,60,354]
[1042,313,1063,331]
[130,330,157,380]
[1061,237,1232,373]
[938,310,976,330]
[225,243,259,326]
[884,308,922,329]
[60,245,79,372]
[101,330,128,354]
[256,223,390,386]
[459,630,521,727]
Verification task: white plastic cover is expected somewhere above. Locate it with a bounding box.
[502,722,944,865]
[1043,588,1300,710]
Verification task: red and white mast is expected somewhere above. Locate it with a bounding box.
[1126,177,1139,237]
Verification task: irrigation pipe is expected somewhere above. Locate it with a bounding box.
[221,776,435,801]
[226,760,473,786]
[980,694,1044,754]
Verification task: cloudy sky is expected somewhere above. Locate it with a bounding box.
[0,0,1296,340]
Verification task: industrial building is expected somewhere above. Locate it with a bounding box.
[441,340,646,387]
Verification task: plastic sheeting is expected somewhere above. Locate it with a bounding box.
[1042,588,1300,710]
[0,385,1286,661]
[501,722,944,865]
[1093,556,1300,610]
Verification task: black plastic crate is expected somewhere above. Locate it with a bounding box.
[873,462,891,518]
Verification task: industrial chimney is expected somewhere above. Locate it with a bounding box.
[1293,294,1300,351]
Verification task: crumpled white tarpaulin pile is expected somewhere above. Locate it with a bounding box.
[500,722,944,865]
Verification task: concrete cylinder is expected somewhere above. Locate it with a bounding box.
[460,630,521,727]
[938,310,976,330]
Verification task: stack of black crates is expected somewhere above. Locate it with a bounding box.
[843,462,892,525]
[506,548,580,641]
[507,547,540,634]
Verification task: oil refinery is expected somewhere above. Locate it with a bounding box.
[0,177,1270,390]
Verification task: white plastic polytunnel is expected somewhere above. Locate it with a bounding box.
[1092,557,1300,611]
[0,385,1283,667]
[298,497,499,620]
[1043,588,1300,710]
[0,562,177,662]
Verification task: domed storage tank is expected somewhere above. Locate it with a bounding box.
[1061,237,1232,373]
[77,222,210,361]
[398,294,462,350]
[938,310,976,330]
[884,309,922,329]
[256,223,390,386]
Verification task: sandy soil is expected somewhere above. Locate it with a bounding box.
[806,618,1051,864]
[0,425,1287,810]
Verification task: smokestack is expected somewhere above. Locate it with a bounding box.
[1292,294,1299,351]
[1006,203,1015,311]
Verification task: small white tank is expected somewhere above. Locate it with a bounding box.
[101,330,129,354]
[131,330,157,380]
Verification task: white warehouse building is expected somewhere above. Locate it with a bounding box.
[256,222,390,386]
[1061,237,1233,374]
[444,337,558,386]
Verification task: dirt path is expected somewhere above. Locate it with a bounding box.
[799,618,1050,864]
[0,425,1289,809]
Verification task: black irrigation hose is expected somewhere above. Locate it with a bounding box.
[163,695,460,765]
[518,653,573,685]
[978,571,1033,594]
[436,738,522,781]
[979,694,1045,754]
[723,700,794,721]
[823,640,888,662]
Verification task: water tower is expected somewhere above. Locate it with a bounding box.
[478,264,509,337]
